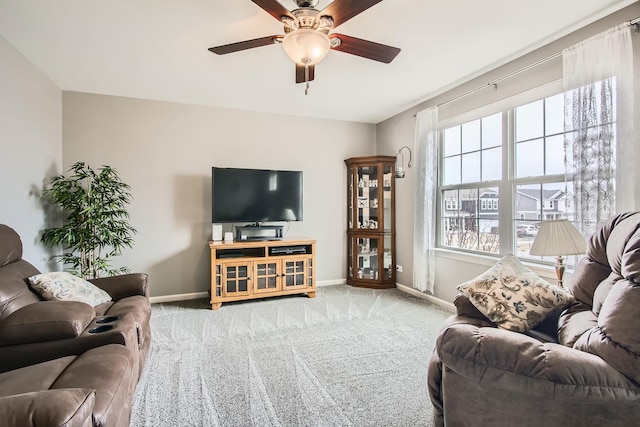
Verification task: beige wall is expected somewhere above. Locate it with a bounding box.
[0,35,62,270]
[377,3,640,303]
[62,92,376,297]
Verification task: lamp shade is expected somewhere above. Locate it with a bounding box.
[529,219,587,256]
[282,29,330,65]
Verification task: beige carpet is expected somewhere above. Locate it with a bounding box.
[131,284,451,427]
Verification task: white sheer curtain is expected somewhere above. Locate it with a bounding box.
[563,24,635,237]
[413,107,438,293]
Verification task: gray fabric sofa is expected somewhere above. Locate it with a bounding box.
[428,212,640,426]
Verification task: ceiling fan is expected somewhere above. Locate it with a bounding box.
[209,0,400,94]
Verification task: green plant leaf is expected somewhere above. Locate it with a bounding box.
[40,162,137,278]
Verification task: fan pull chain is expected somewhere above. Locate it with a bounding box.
[305,63,310,96]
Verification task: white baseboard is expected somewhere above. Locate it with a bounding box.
[317,279,346,287]
[149,279,346,303]
[396,283,455,312]
[149,292,209,304]
[149,280,454,308]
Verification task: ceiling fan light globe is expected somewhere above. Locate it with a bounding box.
[282,29,330,66]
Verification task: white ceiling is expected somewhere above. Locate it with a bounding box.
[0,0,636,123]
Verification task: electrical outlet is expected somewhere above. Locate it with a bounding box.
[396,265,403,272]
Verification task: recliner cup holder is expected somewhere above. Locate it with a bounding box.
[89,325,114,334]
[96,316,119,324]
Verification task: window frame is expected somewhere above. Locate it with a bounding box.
[436,83,571,260]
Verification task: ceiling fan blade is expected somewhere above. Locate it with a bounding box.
[330,33,400,63]
[320,0,382,28]
[251,0,294,22]
[208,36,280,55]
[295,64,315,84]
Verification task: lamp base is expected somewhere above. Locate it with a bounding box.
[555,256,566,288]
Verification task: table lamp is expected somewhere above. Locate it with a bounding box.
[529,219,587,288]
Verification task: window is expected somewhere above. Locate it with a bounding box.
[437,87,608,259]
[441,112,502,254]
[444,199,459,211]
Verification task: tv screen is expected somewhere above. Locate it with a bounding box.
[212,167,303,224]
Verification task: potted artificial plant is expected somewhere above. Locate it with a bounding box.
[41,162,137,279]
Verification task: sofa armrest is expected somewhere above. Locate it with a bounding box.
[437,323,640,402]
[89,273,149,300]
[443,314,496,329]
[0,388,95,427]
[0,302,95,346]
[453,293,561,342]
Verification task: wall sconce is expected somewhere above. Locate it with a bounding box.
[395,146,412,178]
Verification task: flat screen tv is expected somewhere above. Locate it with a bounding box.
[212,167,303,224]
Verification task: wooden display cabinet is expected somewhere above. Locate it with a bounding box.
[345,156,396,288]
[209,238,315,310]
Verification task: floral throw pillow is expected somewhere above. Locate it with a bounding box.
[28,272,112,307]
[457,254,574,332]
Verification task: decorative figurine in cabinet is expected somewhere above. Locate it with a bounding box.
[345,156,396,288]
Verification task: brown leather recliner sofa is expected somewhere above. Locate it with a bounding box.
[428,212,640,427]
[0,224,151,426]
[0,344,138,427]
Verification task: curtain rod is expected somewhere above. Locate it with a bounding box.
[414,15,640,116]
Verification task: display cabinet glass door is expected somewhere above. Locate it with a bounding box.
[223,262,251,296]
[356,166,380,231]
[355,236,380,281]
[348,238,354,279]
[383,234,393,280]
[348,167,354,229]
[382,166,393,233]
[348,234,395,283]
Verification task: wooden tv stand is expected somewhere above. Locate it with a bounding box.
[208,237,316,310]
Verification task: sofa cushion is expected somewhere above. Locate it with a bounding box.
[29,272,112,307]
[0,260,41,322]
[0,388,95,427]
[0,345,136,427]
[0,225,42,322]
[0,301,95,346]
[567,258,612,307]
[574,279,640,384]
[558,305,598,347]
[561,212,640,383]
[457,254,574,332]
[0,225,23,268]
[0,356,77,396]
[53,344,136,427]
